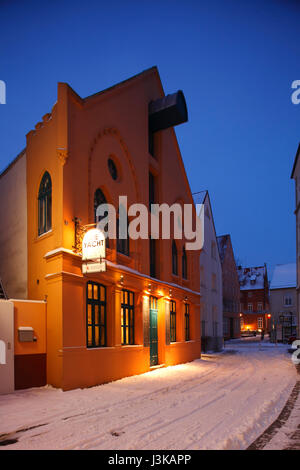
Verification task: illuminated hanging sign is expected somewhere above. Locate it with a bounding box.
[82,228,106,273]
[82,228,105,261]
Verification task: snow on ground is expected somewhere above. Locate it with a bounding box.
[264,380,300,450]
[0,338,297,450]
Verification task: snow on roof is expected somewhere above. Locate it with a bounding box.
[237,265,266,290]
[192,190,207,206]
[270,263,296,290]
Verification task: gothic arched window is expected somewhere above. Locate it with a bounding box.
[38,172,52,235]
[182,246,188,279]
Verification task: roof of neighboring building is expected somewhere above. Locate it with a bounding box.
[0,148,26,179]
[291,143,300,179]
[270,263,296,290]
[237,265,267,291]
[192,190,207,206]
[217,234,230,263]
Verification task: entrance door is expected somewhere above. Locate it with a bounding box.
[149,296,158,366]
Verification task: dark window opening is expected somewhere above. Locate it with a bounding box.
[182,246,188,279]
[108,158,118,181]
[38,172,52,236]
[94,188,109,247]
[149,172,155,209]
[172,240,178,276]
[117,216,129,256]
[185,303,190,341]
[170,300,176,342]
[150,238,156,278]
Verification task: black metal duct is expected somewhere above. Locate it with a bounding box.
[148,90,188,133]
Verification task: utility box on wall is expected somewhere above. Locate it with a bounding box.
[18,326,34,342]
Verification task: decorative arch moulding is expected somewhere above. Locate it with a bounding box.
[88,126,141,218]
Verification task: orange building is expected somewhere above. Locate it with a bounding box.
[0,67,201,391]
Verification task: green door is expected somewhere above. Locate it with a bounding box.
[149,296,158,366]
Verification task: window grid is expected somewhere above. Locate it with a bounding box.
[170,300,176,342]
[86,281,106,348]
[121,289,135,345]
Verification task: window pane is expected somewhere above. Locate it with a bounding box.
[93,284,98,299]
[95,326,99,346]
[94,305,100,324]
[88,326,92,346]
[88,283,93,299]
[100,286,105,302]
[87,304,92,324]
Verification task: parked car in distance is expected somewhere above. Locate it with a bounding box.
[241,330,257,337]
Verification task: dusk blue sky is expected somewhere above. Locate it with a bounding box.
[1,0,299,278]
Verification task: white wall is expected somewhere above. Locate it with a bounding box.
[0,300,14,394]
[0,153,28,298]
[200,196,223,340]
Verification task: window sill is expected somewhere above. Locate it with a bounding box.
[35,229,53,242]
[117,252,134,269]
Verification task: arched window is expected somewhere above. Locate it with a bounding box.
[38,172,52,235]
[172,240,178,276]
[182,246,188,279]
[94,188,109,247]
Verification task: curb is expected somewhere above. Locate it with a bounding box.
[247,364,300,450]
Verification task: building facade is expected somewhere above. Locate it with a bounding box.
[217,234,240,340]
[270,263,297,342]
[193,191,223,351]
[0,67,201,391]
[291,145,300,338]
[238,265,270,334]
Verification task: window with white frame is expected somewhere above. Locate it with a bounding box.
[283,295,292,307]
[257,302,263,312]
[257,317,263,329]
[248,303,253,312]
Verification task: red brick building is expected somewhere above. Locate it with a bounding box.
[238,265,271,334]
[217,234,240,339]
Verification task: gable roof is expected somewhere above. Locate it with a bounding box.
[237,265,267,291]
[192,190,208,206]
[291,143,300,179]
[270,263,296,290]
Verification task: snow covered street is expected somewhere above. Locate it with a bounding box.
[0,338,298,450]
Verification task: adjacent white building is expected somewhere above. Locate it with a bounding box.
[291,144,300,337]
[270,263,297,342]
[193,191,223,351]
